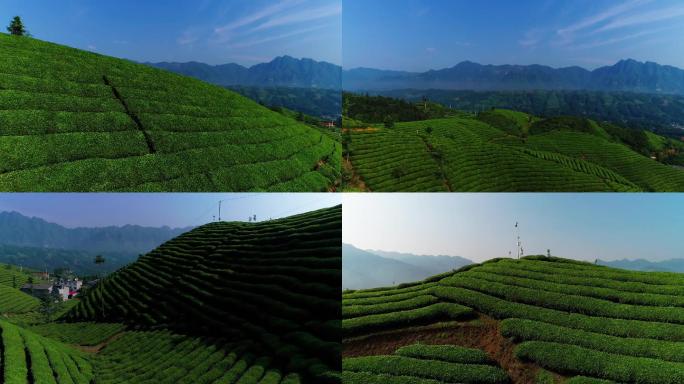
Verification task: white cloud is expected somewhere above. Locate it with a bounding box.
[250,3,341,32]
[228,24,329,49]
[571,23,681,50]
[557,0,650,37]
[177,31,198,46]
[596,5,684,32]
[519,29,543,48]
[214,0,303,35]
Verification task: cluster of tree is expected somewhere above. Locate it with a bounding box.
[6,16,28,36]
[0,244,132,276]
[343,93,458,124]
[227,86,341,120]
[374,89,684,139]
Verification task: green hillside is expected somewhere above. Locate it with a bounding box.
[0,34,340,191]
[0,284,40,314]
[345,109,684,191]
[342,256,684,383]
[0,262,32,288]
[63,205,342,383]
[0,319,94,383]
[343,344,509,383]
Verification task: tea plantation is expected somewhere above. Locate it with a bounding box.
[342,256,684,383]
[0,206,340,383]
[0,34,340,191]
[343,344,509,383]
[0,319,95,383]
[0,264,39,314]
[346,110,684,191]
[63,205,342,383]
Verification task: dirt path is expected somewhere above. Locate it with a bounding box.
[343,314,558,384]
[75,331,126,354]
[342,156,369,191]
[418,134,453,191]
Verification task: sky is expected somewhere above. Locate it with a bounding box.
[343,193,684,262]
[0,193,340,229]
[343,0,684,71]
[0,0,341,66]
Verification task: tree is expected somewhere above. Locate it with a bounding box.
[94,255,106,318]
[40,291,60,322]
[6,16,27,36]
[383,116,395,129]
[94,255,106,276]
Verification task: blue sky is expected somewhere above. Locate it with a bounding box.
[343,194,684,262]
[0,0,341,66]
[343,0,684,71]
[0,193,340,229]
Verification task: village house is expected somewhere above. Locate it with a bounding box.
[31,271,50,280]
[20,283,54,298]
[20,278,83,301]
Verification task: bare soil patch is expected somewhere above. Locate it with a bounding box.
[343,313,560,384]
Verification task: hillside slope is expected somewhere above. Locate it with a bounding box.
[0,35,340,192]
[65,205,342,383]
[346,111,684,191]
[343,256,684,384]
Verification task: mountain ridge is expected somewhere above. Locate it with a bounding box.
[342,243,472,290]
[148,55,342,89]
[148,56,684,95]
[343,59,684,94]
[0,211,192,254]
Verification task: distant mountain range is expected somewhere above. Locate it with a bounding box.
[147,55,341,89]
[343,59,684,94]
[598,258,684,273]
[148,57,684,96]
[343,243,472,290]
[0,211,191,255]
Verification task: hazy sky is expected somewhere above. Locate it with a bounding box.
[0,193,340,229]
[343,0,684,71]
[343,193,684,262]
[0,0,341,66]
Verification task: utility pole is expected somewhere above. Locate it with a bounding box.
[218,200,222,221]
[515,221,521,259]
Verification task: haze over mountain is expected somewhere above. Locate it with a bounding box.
[342,59,684,94]
[148,55,341,89]
[0,211,191,255]
[148,57,684,108]
[597,258,684,273]
[343,243,472,290]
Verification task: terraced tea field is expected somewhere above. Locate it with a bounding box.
[342,256,684,383]
[0,206,341,383]
[0,319,95,383]
[343,344,509,383]
[62,205,342,383]
[0,34,340,191]
[346,111,684,191]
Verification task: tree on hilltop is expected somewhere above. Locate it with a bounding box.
[7,16,27,36]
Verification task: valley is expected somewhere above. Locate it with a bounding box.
[342,96,684,191]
